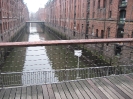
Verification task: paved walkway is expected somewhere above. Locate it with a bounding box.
[0,74,133,99]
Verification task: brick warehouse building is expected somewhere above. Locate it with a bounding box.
[36,8,45,21]
[0,0,29,66]
[44,0,133,39]
[41,0,133,65]
[0,0,29,42]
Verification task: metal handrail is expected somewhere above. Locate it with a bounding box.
[1,65,132,74]
[1,65,133,88]
[0,38,133,47]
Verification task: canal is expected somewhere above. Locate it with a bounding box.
[1,24,90,85]
[1,24,88,72]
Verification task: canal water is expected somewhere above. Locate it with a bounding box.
[2,24,88,72]
[1,24,89,85]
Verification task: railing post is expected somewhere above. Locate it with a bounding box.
[106,67,109,76]
[66,70,68,81]
[45,71,47,84]
[0,70,3,88]
[88,68,90,78]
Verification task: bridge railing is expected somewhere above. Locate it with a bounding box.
[1,65,133,88]
[0,38,133,88]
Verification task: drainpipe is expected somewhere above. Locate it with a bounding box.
[116,0,121,38]
[126,6,133,37]
[73,0,76,38]
[103,0,107,38]
[85,0,90,39]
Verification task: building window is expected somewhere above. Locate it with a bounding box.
[82,24,84,30]
[110,0,113,4]
[96,29,98,37]
[109,11,112,18]
[98,0,100,8]
[131,32,133,38]
[108,28,110,37]
[77,24,80,31]
[121,0,127,6]
[119,10,126,24]
[92,26,95,36]
[1,36,3,41]
[101,30,104,38]
[93,0,95,6]
[117,28,124,38]
[92,26,94,33]
[103,0,106,8]
[73,31,75,36]
[93,12,95,18]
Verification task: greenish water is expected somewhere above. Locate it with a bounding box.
[1,24,88,72]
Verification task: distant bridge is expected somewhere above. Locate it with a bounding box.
[26,21,45,23]
[26,21,45,32]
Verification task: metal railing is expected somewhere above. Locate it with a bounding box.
[120,1,127,7]
[119,18,126,24]
[1,65,133,88]
[0,38,133,88]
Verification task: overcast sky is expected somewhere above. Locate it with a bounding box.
[24,0,48,12]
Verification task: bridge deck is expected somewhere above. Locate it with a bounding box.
[0,74,133,99]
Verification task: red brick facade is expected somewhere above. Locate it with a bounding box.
[41,0,133,64]
[36,8,45,21]
[0,0,29,42]
[44,0,133,39]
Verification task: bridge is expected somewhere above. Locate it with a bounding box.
[26,21,45,32]
[26,21,45,23]
[0,39,133,99]
[0,73,133,99]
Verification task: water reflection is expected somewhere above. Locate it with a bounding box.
[2,24,88,86]
[23,26,52,71]
[22,25,58,85]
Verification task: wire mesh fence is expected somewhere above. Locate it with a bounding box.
[0,39,133,88]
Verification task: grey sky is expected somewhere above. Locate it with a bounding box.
[24,0,48,12]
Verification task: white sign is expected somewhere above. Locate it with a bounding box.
[74,50,82,57]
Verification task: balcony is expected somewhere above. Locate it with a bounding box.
[118,18,125,28]
[119,1,127,9]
